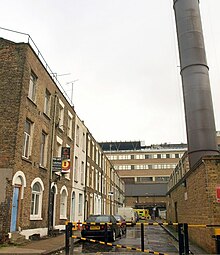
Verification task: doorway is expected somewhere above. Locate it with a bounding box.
[10,186,20,232]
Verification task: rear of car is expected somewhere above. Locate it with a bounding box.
[81,215,120,241]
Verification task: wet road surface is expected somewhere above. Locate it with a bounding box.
[54,224,179,254]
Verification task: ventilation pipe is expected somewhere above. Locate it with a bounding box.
[173,0,219,168]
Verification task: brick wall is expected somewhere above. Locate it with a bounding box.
[167,155,220,253]
[0,38,74,240]
[0,38,27,240]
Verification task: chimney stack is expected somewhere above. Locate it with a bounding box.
[173,0,219,168]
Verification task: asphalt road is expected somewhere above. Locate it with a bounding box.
[54,224,179,254]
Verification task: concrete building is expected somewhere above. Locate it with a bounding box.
[0,36,124,242]
[99,141,187,216]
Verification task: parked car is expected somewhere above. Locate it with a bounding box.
[114,215,127,235]
[81,215,121,241]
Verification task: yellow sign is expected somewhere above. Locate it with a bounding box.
[62,159,70,173]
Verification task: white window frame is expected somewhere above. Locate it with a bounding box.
[58,99,64,130]
[81,161,84,185]
[78,193,83,215]
[60,186,68,219]
[82,132,85,152]
[76,125,80,146]
[28,72,37,102]
[67,111,73,139]
[74,156,78,182]
[40,132,47,167]
[30,178,44,220]
[23,119,32,159]
[56,136,63,157]
[44,89,51,116]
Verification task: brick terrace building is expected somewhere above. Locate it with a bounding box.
[86,132,124,218]
[0,36,124,242]
[99,141,187,217]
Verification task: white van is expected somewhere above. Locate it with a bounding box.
[117,207,137,225]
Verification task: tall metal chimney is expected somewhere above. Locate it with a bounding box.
[173,0,219,168]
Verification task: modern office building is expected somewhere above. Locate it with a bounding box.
[99,141,187,216]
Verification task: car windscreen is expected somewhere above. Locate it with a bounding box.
[86,215,110,223]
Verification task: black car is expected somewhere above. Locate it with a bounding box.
[114,215,127,235]
[81,214,121,241]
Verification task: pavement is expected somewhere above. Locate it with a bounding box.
[0,230,81,255]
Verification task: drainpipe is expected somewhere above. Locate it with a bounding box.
[48,92,58,235]
[173,0,219,168]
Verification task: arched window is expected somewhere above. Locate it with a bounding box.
[30,179,44,220]
[60,188,68,219]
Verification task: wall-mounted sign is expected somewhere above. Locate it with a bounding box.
[61,147,71,173]
[52,157,62,172]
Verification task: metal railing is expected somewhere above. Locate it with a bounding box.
[0,26,72,105]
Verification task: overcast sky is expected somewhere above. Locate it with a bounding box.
[1,0,220,145]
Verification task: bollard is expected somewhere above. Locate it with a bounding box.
[104,223,108,243]
[216,235,220,254]
[65,222,70,255]
[183,223,189,255]
[141,222,145,252]
[65,222,72,255]
[214,228,220,254]
[178,223,184,255]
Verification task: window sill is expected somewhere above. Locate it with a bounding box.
[67,136,73,141]
[58,127,64,132]
[43,112,51,120]
[60,216,67,220]
[27,97,37,107]
[39,165,47,171]
[22,156,32,164]
[30,216,42,221]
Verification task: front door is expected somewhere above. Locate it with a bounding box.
[10,186,20,232]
